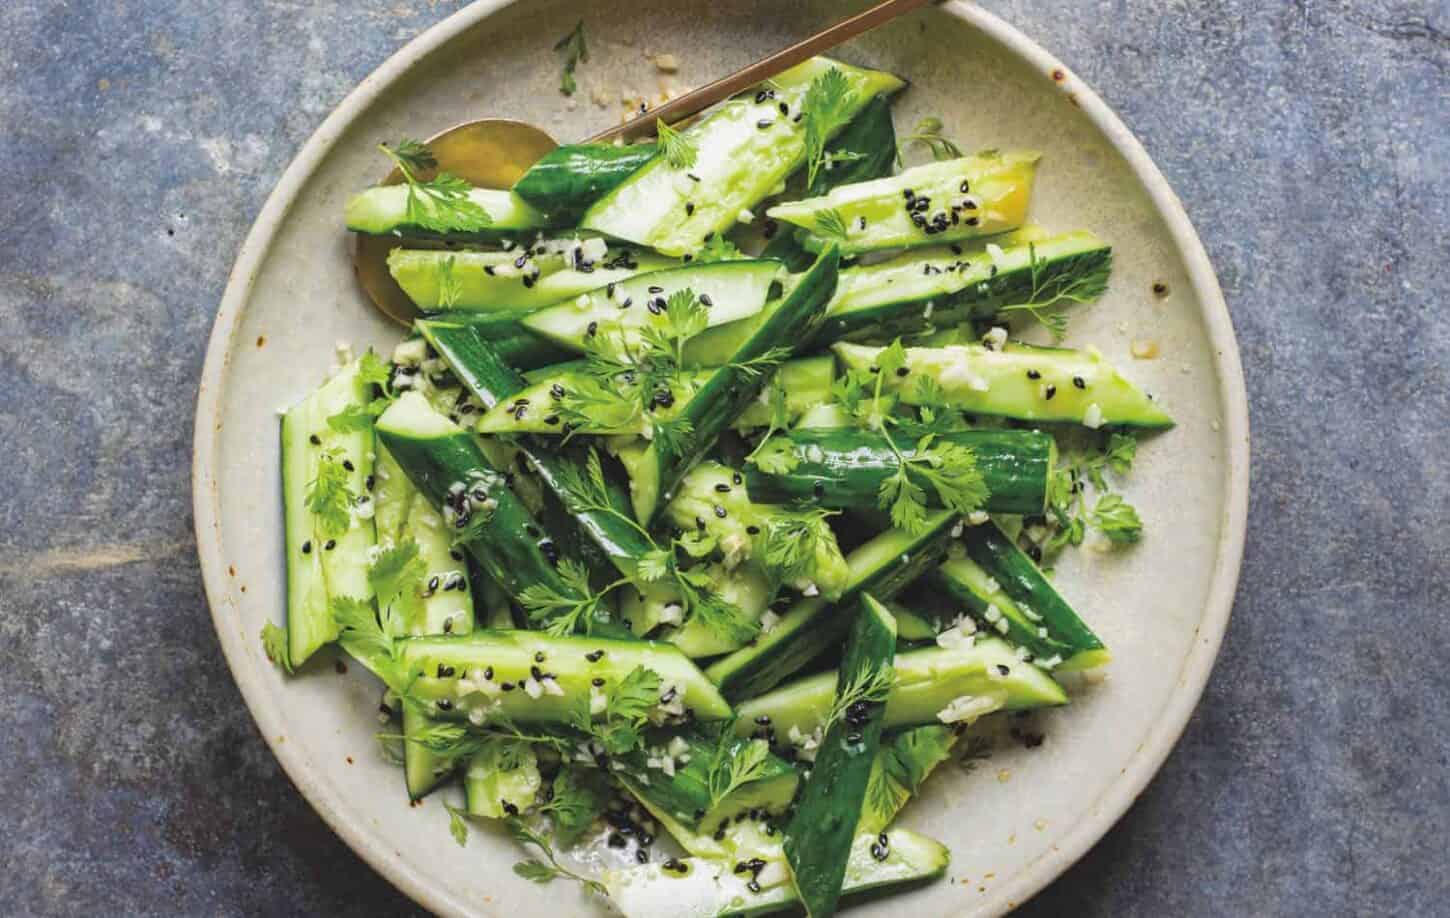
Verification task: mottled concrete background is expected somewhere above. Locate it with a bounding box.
[1,1,1446,915]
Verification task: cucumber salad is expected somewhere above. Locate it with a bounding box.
[265,51,1171,917]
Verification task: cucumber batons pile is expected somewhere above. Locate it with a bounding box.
[274,53,1169,918]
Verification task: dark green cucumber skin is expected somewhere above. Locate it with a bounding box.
[643,245,841,526]
[960,521,1104,656]
[785,593,896,918]
[417,311,575,371]
[374,424,587,609]
[709,511,957,702]
[810,244,1113,349]
[763,95,898,271]
[416,320,654,575]
[511,143,658,218]
[744,429,1053,515]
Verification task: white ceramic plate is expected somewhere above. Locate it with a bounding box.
[193,1,1249,914]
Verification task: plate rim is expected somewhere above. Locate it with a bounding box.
[192,2,1250,915]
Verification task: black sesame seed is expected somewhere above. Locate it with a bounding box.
[713,505,727,518]
[684,202,695,216]
[746,525,760,535]
[502,800,519,817]
[755,714,772,725]
[756,119,773,129]
[959,180,971,193]
[301,540,312,554]
[500,681,514,691]
[484,667,494,680]
[436,698,453,711]
[442,617,454,634]
[592,677,606,687]
[620,297,633,309]
[534,651,546,663]
[699,293,713,307]
[427,575,440,592]
[586,321,598,337]
[714,482,731,493]
[1072,376,1086,389]
[895,366,910,377]
[309,434,321,445]
[1027,369,1042,380]
[636,848,650,864]
[1044,385,1057,400]
[522,275,535,288]
[746,881,761,893]
[965,216,980,226]
[324,539,336,551]
[997,664,1011,675]
[484,265,496,275]
[607,833,626,848]
[586,650,605,662]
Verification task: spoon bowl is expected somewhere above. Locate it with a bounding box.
[351,118,558,326]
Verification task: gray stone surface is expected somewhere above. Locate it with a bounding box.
[0,0,1445,915]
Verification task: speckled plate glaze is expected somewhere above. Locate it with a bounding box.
[193,2,1248,914]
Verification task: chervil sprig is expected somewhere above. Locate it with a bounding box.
[995,243,1113,341]
[705,726,773,810]
[801,68,857,188]
[509,819,606,894]
[378,139,493,233]
[305,449,356,538]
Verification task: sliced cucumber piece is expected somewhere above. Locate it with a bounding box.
[388,244,676,313]
[402,699,453,800]
[939,521,1109,671]
[621,562,774,659]
[662,461,851,601]
[769,151,1039,256]
[413,311,576,372]
[815,227,1111,346]
[279,358,378,667]
[522,260,781,357]
[401,631,732,726]
[785,593,896,917]
[618,730,799,835]
[735,637,1068,747]
[463,736,541,819]
[581,57,905,256]
[706,511,958,702]
[373,444,475,636]
[834,341,1175,428]
[746,428,1054,516]
[601,828,948,918]
[475,355,832,436]
[858,725,958,835]
[511,142,659,218]
[344,185,550,239]
[636,247,841,526]
[374,392,594,620]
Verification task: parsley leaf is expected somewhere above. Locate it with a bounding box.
[539,766,611,845]
[553,20,589,96]
[260,622,292,673]
[332,595,405,690]
[1090,493,1143,543]
[445,804,470,847]
[656,118,698,170]
[306,449,356,538]
[326,399,389,433]
[569,665,663,756]
[369,539,428,623]
[759,508,838,586]
[357,349,393,389]
[705,727,773,810]
[801,68,856,188]
[378,139,493,233]
[517,559,607,637]
[695,234,744,263]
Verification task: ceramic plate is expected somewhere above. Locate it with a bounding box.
[193,1,1248,914]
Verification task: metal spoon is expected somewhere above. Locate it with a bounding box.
[354,0,931,325]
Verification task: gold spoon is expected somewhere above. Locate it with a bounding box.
[354,0,932,326]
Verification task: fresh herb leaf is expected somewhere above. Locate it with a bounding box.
[825,661,895,732]
[749,437,800,474]
[801,68,856,189]
[607,666,663,724]
[385,138,436,173]
[260,622,291,673]
[369,538,428,622]
[705,728,772,810]
[994,243,1112,342]
[695,233,744,263]
[508,818,606,894]
[358,350,394,390]
[436,255,464,309]
[879,465,930,534]
[332,595,405,690]
[378,140,493,233]
[656,118,697,170]
[539,766,610,844]
[676,575,758,643]
[1102,432,1138,477]
[759,508,838,585]
[445,804,470,847]
[518,559,607,637]
[635,548,673,583]
[649,416,696,459]
[1090,493,1143,543]
[553,20,589,96]
[326,399,389,433]
[728,346,793,380]
[896,115,963,165]
[306,449,356,538]
[811,207,850,241]
[905,437,990,515]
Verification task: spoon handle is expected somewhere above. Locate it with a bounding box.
[583,0,932,144]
